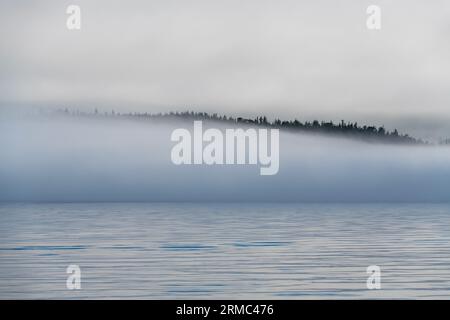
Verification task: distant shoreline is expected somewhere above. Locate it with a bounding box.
[33,108,450,146]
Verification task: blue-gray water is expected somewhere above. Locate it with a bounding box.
[1,203,450,299]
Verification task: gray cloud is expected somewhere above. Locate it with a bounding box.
[1,0,450,138]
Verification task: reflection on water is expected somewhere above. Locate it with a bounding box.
[1,203,450,299]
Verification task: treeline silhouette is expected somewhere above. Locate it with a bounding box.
[51,108,429,144]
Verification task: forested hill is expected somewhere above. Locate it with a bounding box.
[51,109,428,144]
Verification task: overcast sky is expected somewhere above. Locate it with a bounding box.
[1,0,450,137]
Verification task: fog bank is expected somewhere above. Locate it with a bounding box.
[1,116,450,202]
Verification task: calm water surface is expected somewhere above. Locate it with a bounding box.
[1,203,450,299]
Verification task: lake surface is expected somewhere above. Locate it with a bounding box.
[1,203,450,299]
